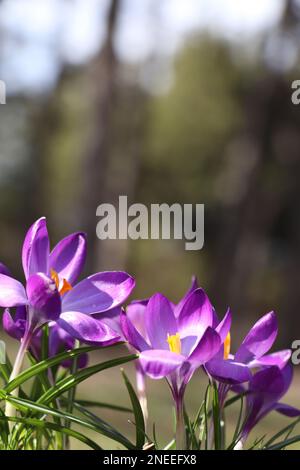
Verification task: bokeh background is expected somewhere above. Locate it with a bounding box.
[1,0,300,449]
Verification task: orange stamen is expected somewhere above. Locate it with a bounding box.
[59,278,72,296]
[50,268,60,289]
[50,268,72,296]
[224,332,231,360]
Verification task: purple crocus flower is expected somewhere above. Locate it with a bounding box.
[123,277,200,425]
[122,289,225,386]
[124,276,199,349]
[0,217,135,346]
[0,217,135,412]
[234,364,300,449]
[205,311,291,407]
[121,285,229,448]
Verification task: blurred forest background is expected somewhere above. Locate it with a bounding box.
[1,0,300,448]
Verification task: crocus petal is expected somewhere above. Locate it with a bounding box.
[216,308,232,343]
[26,273,61,323]
[120,309,150,352]
[247,350,291,370]
[2,308,26,340]
[126,299,148,337]
[139,349,185,379]
[58,311,121,346]
[206,358,252,384]
[0,274,28,307]
[275,403,300,417]
[49,324,74,356]
[187,327,221,366]
[178,288,214,339]
[62,271,135,314]
[231,384,246,395]
[0,263,11,277]
[22,217,49,279]
[174,276,198,317]
[180,335,199,357]
[235,311,278,363]
[49,232,87,285]
[48,324,88,369]
[144,293,177,349]
[94,306,124,337]
[249,364,293,397]
[242,364,295,435]
[15,305,27,321]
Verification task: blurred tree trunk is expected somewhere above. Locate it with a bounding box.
[211,0,300,338]
[80,0,121,272]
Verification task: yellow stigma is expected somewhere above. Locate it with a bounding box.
[167,333,181,354]
[224,332,231,360]
[51,268,72,296]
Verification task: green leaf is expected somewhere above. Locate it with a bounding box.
[75,399,132,413]
[0,407,9,447]
[152,423,159,449]
[247,435,266,450]
[0,415,102,450]
[184,406,198,450]
[0,356,12,384]
[4,346,103,394]
[266,434,300,450]
[122,369,146,449]
[65,339,80,436]
[38,354,138,405]
[192,397,205,432]
[212,382,221,450]
[41,324,49,359]
[26,351,64,449]
[264,418,300,447]
[227,394,244,450]
[224,392,247,409]
[5,394,134,449]
[71,400,135,449]
[203,384,210,450]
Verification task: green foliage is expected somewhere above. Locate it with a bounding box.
[0,346,138,450]
[0,345,300,450]
[121,370,146,449]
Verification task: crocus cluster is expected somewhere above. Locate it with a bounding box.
[121,278,298,448]
[0,218,298,450]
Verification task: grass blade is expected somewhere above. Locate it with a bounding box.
[122,369,145,449]
[75,399,132,413]
[1,415,102,450]
[37,354,138,405]
[5,394,134,449]
[4,346,103,393]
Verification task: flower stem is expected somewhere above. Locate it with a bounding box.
[234,433,247,450]
[5,330,32,421]
[64,339,80,449]
[175,396,186,450]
